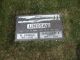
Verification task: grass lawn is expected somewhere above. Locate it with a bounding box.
[0,0,80,60]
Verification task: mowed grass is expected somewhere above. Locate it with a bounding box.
[0,0,80,60]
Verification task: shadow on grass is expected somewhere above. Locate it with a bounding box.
[76,43,80,60]
[6,14,16,45]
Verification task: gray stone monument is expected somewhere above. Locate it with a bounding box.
[15,14,63,41]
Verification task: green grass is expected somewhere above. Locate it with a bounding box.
[0,0,80,60]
